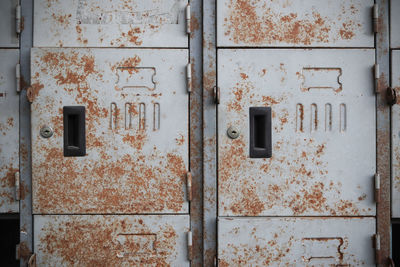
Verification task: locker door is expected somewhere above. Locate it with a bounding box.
[0,0,19,48]
[218,49,376,217]
[30,48,189,214]
[34,0,188,47]
[217,0,374,47]
[0,49,20,213]
[391,0,400,48]
[34,215,190,266]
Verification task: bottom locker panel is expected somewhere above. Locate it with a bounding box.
[218,217,375,266]
[34,215,190,266]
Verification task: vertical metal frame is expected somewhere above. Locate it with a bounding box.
[19,0,33,266]
[189,0,204,266]
[203,0,217,265]
[376,0,391,264]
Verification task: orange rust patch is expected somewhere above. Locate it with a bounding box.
[38,217,177,266]
[240,73,248,80]
[126,27,143,46]
[224,0,360,45]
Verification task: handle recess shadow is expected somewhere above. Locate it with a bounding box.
[63,106,86,157]
[250,107,272,158]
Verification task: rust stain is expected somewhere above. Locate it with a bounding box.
[126,27,143,46]
[38,217,178,266]
[224,0,361,45]
[190,15,200,37]
[27,82,44,103]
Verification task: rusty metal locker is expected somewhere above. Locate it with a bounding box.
[0,0,396,265]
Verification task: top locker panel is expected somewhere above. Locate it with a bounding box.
[0,0,19,47]
[33,0,189,48]
[391,0,400,48]
[217,0,374,47]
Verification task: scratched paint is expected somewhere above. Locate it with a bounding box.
[34,215,190,266]
[218,217,375,266]
[34,0,188,47]
[0,49,19,213]
[31,48,189,214]
[217,0,374,47]
[218,49,376,216]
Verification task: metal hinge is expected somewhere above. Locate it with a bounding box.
[187,231,193,261]
[373,4,379,33]
[186,63,192,93]
[187,172,192,201]
[16,63,21,93]
[15,171,20,201]
[374,64,380,93]
[16,4,22,34]
[186,4,191,34]
[213,86,220,104]
[374,173,380,203]
[373,234,381,264]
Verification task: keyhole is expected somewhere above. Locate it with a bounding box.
[227,126,240,139]
[40,126,53,138]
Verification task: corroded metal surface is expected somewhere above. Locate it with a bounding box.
[0,49,19,213]
[0,0,19,47]
[376,0,391,264]
[217,0,374,47]
[20,0,34,265]
[391,0,400,48]
[218,217,376,266]
[34,0,188,47]
[392,51,400,218]
[31,48,189,214]
[218,49,376,216]
[203,0,217,265]
[34,215,190,266]
[188,0,204,265]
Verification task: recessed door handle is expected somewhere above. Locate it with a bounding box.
[63,106,86,157]
[249,107,272,158]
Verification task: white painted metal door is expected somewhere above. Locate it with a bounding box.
[0,49,19,213]
[34,215,190,266]
[217,0,374,47]
[218,217,376,266]
[34,0,188,47]
[30,48,189,214]
[0,0,19,48]
[391,0,400,48]
[218,49,376,217]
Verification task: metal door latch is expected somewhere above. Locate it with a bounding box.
[213,86,220,104]
[387,87,397,106]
